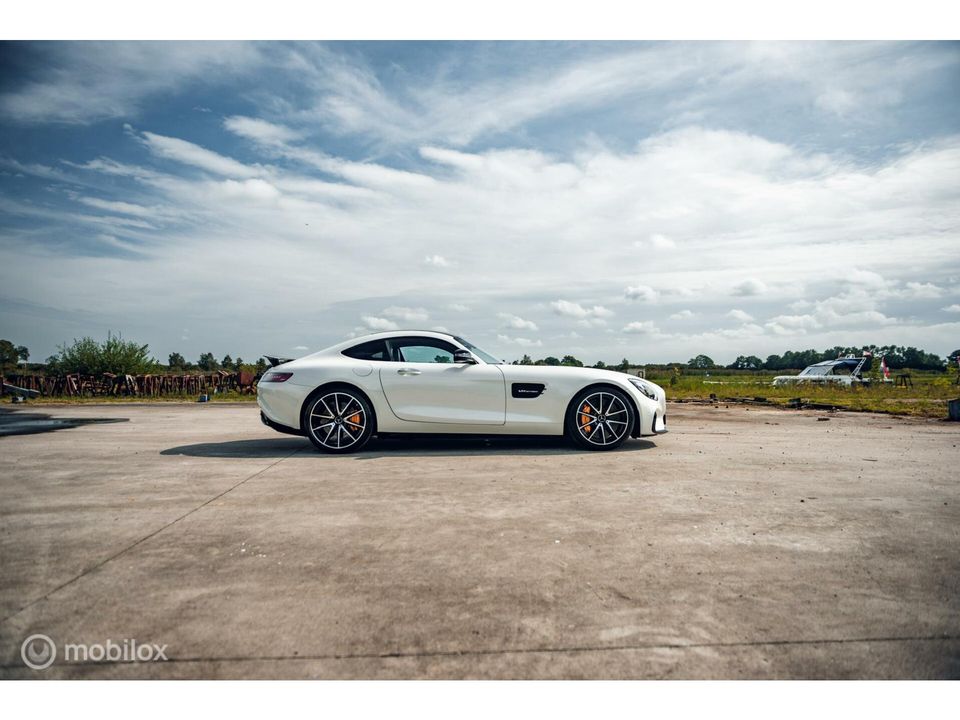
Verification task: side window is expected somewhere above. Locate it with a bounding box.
[342,339,390,361]
[392,337,458,364]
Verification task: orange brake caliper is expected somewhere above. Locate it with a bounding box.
[580,404,592,433]
[348,413,361,426]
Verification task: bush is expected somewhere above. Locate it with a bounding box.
[47,333,158,375]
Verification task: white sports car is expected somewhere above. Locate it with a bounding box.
[257,330,667,453]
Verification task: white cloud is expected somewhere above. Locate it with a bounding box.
[814,86,901,119]
[63,156,161,180]
[383,306,429,323]
[721,323,765,339]
[93,233,142,254]
[77,197,163,218]
[551,300,613,319]
[847,269,886,287]
[6,103,960,364]
[498,313,538,331]
[0,43,261,124]
[766,295,899,336]
[301,44,705,147]
[223,116,302,146]
[288,43,954,150]
[0,156,73,182]
[213,178,281,202]
[293,345,308,351]
[361,315,399,331]
[424,254,451,268]
[669,310,695,320]
[633,234,676,250]
[943,304,960,313]
[731,278,767,297]
[138,130,260,178]
[898,282,944,299]
[623,321,656,334]
[624,284,659,302]
[727,309,754,323]
[497,334,542,348]
[765,314,822,334]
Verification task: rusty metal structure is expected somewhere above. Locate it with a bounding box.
[2,371,258,398]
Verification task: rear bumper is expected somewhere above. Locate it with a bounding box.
[260,411,303,436]
[257,380,309,431]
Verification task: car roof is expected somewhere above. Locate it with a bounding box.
[317,330,463,356]
[345,329,458,342]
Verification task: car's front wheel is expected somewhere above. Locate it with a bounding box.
[303,388,374,454]
[565,387,634,451]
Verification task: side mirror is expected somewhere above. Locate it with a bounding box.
[453,349,477,364]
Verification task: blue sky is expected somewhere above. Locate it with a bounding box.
[1,41,959,364]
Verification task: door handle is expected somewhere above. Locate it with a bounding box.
[397,368,421,376]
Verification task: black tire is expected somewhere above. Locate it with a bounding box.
[565,387,635,451]
[302,387,374,454]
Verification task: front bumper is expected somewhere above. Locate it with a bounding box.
[652,411,667,434]
[624,380,667,437]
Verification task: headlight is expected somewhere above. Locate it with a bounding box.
[628,377,658,400]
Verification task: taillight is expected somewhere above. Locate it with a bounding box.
[261,372,293,383]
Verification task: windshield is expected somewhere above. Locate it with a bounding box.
[454,336,503,364]
[799,365,830,376]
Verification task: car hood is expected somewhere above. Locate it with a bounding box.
[498,364,636,383]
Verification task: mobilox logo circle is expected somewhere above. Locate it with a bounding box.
[21,633,56,670]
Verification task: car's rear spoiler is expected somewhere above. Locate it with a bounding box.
[264,355,294,368]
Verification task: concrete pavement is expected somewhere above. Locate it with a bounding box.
[1,402,957,678]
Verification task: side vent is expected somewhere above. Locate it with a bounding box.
[512,382,545,399]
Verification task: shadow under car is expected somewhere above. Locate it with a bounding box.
[160,434,658,459]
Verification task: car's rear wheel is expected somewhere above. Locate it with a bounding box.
[565,387,634,451]
[303,388,373,454]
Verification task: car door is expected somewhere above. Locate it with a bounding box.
[378,336,506,425]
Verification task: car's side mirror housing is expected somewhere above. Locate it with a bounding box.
[453,349,477,364]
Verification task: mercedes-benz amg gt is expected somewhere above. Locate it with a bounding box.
[257,330,667,453]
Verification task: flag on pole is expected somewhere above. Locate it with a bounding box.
[880,356,890,380]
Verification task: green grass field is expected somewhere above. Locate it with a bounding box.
[644,370,959,418]
[14,371,960,418]
[25,390,258,405]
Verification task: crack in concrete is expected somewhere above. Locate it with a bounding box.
[1,447,303,625]
[3,633,958,670]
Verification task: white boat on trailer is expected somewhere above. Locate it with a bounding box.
[772,354,873,387]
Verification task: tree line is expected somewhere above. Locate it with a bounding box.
[3,335,958,378]
[705,344,954,372]
[1,335,268,377]
[514,345,959,372]
[167,351,268,376]
[512,354,632,371]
